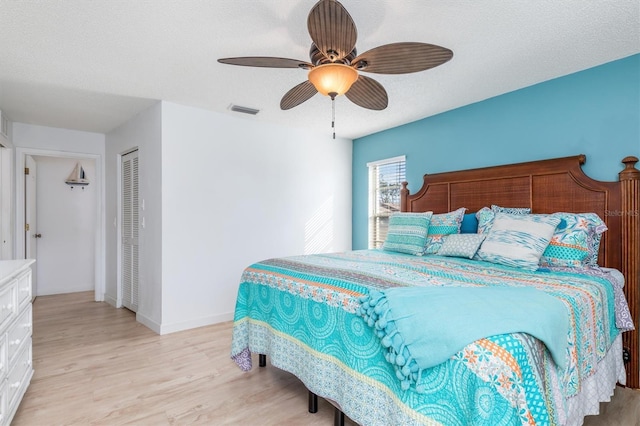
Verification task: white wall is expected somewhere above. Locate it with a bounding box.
[34,156,96,295]
[106,101,352,334]
[105,102,162,331]
[159,102,352,333]
[12,123,105,154]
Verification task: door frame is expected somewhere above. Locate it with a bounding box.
[0,145,13,260]
[24,155,37,296]
[15,147,105,301]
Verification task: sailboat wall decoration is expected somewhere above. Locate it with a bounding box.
[65,162,90,189]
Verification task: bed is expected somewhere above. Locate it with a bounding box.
[231,154,640,425]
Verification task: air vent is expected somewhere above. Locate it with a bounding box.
[229,104,260,115]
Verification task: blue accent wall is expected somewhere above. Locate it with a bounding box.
[352,54,640,249]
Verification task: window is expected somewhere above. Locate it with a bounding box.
[367,156,406,249]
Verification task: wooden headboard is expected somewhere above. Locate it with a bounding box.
[400,154,640,388]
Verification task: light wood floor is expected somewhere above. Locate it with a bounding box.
[12,291,640,425]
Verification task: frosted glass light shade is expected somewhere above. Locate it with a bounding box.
[308,64,358,97]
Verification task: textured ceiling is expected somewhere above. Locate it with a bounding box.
[0,0,638,140]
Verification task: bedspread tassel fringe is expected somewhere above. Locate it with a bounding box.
[358,291,425,393]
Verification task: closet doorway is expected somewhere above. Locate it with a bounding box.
[120,149,139,312]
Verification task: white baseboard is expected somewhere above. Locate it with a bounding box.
[136,311,162,334]
[134,311,234,335]
[103,294,118,307]
[158,312,234,335]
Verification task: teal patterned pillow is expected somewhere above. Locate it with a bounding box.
[540,212,607,267]
[477,205,531,234]
[424,207,466,254]
[476,207,495,234]
[438,234,486,259]
[476,213,560,270]
[382,212,433,255]
[585,226,607,266]
[491,205,531,215]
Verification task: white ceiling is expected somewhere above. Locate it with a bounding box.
[0,1,638,140]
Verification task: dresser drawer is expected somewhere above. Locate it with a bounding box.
[15,271,31,311]
[0,381,8,426]
[0,335,7,381]
[0,285,15,332]
[7,305,31,366]
[6,340,32,413]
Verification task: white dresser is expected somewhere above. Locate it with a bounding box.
[0,260,34,425]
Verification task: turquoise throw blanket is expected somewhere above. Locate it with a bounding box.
[359,285,569,392]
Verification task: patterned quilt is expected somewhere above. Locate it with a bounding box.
[231,250,627,426]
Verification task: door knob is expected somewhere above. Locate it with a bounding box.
[34,233,42,238]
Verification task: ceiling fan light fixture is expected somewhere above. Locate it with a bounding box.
[308,63,358,97]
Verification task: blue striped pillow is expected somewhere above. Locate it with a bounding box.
[476,213,560,270]
[383,212,433,255]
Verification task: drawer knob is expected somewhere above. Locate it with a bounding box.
[10,339,20,346]
[2,304,12,310]
[10,381,20,389]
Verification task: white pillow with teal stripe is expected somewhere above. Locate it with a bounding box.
[382,212,433,256]
[424,207,466,254]
[476,213,561,270]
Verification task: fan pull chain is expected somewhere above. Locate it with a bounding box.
[332,97,336,139]
[330,92,337,139]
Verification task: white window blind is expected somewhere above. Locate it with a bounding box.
[367,156,406,249]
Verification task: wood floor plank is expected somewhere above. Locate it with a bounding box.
[11,291,640,425]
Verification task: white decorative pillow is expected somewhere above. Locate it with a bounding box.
[476,213,561,271]
[438,234,486,259]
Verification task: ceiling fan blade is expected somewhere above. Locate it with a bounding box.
[218,57,313,69]
[280,80,318,110]
[345,75,388,110]
[352,42,453,74]
[307,0,357,62]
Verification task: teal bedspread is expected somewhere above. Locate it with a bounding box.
[231,249,624,426]
[359,285,569,392]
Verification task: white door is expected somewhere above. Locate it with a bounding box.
[121,150,139,312]
[25,155,38,296]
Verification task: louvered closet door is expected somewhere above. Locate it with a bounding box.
[121,150,139,312]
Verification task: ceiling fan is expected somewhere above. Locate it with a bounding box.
[218,0,453,135]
